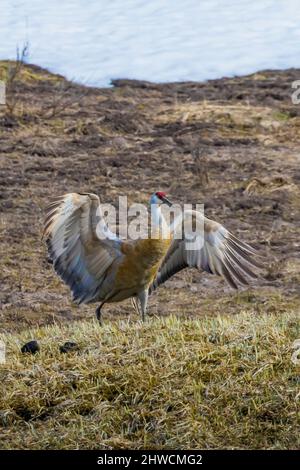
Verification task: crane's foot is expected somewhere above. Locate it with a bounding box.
[95,304,103,326]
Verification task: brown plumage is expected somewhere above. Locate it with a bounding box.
[43,191,262,323]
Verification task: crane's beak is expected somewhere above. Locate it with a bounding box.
[161,195,172,207]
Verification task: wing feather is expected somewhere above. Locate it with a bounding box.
[149,210,262,293]
[43,192,122,304]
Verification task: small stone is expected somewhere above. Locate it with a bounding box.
[110,136,128,149]
[21,340,40,355]
[59,341,79,354]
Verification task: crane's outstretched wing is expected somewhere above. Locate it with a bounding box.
[149,210,262,293]
[43,192,123,304]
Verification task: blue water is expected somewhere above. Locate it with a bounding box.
[1,0,300,86]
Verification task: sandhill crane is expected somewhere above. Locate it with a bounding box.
[43,192,261,323]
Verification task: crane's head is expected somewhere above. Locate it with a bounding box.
[150,191,172,206]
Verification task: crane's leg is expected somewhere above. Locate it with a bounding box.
[131,297,140,316]
[137,289,148,322]
[95,302,105,326]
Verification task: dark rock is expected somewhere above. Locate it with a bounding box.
[21,340,40,354]
[59,341,79,354]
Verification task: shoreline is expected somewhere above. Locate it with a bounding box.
[2,58,300,89]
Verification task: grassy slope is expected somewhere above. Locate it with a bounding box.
[0,61,300,448]
[0,311,299,449]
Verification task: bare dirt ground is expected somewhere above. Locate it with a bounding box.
[1,62,300,332]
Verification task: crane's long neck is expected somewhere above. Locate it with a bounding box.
[151,203,169,239]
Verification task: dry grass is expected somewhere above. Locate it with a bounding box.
[0,311,299,450]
